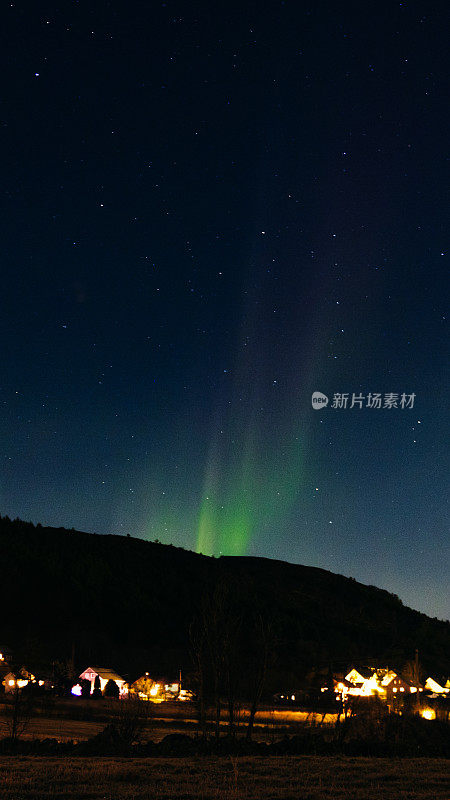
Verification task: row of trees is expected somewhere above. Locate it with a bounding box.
[190,577,276,741]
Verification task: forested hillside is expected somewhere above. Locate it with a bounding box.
[1,516,448,685]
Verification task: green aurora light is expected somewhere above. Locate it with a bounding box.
[196,417,306,557]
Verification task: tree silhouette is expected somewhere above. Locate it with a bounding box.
[104,678,119,698]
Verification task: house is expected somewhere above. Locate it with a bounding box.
[2,667,45,693]
[129,673,168,702]
[129,674,192,702]
[165,681,181,699]
[345,667,373,686]
[333,677,356,698]
[384,674,418,698]
[0,663,10,691]
[0,645,12,664]
[78,666,127,696]
[424,677,449,695]
[344,666,386,696]
[177,688,195,701]
[344,666,405,698]
[375,668,399,689]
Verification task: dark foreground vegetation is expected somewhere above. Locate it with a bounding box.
[0,755,449,800]
[1,707,449,758]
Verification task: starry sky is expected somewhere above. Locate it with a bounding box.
[1,1,448,619]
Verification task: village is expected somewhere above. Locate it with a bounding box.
[1,644,448,726]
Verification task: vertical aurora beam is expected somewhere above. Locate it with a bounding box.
[196,438,221,555]
[196,414,257,556]
[196,205,315,558]
[195,446,249,556]
[196,490,219,557]
[196,405,308,557]
[217,416,256,555]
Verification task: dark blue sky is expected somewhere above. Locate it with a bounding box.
[1,1,448,619]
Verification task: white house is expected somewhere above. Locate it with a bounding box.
[425,677,449,695]
[78,666,127,696]
[344,667,403,697]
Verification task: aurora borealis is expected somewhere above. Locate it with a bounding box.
[1,1,448,619]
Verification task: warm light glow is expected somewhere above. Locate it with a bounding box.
[178,689,194,701]
[421,708,436,720]
[425,677,448,694]
[38,680,44,686]
[346,674,385,697]
[8,679,14,686]
[17,679,28,688]
[149,684,159,696]
[361,675,381,696]
[379,669,397,687]
[344,670,390,697]
[345,669,366,684]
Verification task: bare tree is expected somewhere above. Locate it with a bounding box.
[106,696,153,748]
[191,578,243,740]
[1,684,35,742]
[189,616,207,738]
[246,613,276,741]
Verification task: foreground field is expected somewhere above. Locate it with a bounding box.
[0,756,449,799]
[0,701,340,744]
[15,713,337,744]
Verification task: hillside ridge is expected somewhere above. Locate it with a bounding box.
[1,515,448,682]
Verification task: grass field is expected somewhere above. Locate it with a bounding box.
[0,755,449,799]
[0,703,340,744]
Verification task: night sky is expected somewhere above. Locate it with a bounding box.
[1,1,448,619]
